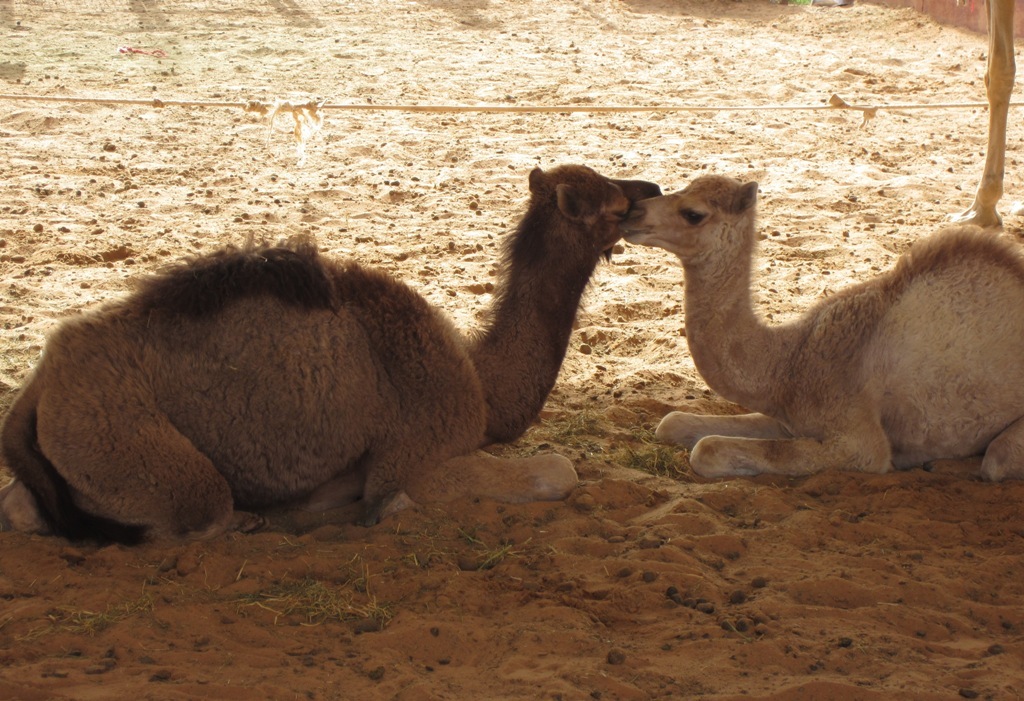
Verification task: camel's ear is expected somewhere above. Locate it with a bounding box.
[732,182,759,214]
[555,183,587,220]
[528,167,546,194]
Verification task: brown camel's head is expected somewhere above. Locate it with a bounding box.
[519,165,662,265]
[622,174,758,263]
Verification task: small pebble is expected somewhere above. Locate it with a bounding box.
[728,590,747,605]
[958,689,979,699]
[353,618,384,634]
[573,493,596,513]
[457,556,480,572]
[606,649,626,665]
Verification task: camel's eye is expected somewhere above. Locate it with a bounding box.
[680,208,706,226]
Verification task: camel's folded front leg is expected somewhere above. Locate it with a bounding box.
[656,411,791,450]
[981,413,1024,482]
[405,451,577,505]
[359,451,578,525]
[688,423,893,479]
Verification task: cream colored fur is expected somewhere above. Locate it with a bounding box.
[624,174,1024,481]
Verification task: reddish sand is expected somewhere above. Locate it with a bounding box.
[1,1,1023,699]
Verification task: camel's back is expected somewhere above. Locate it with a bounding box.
[865,227,1024,463]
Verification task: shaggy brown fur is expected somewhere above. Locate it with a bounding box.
[623,174,1024,481]
[0,164,660,543]
[133,238,338,317]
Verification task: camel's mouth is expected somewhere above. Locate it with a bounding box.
[621,219,652,243]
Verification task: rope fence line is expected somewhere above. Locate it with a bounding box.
[2,91,1018,162]
[1,92,1021,116]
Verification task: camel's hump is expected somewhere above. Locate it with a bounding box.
[132,239,338,317]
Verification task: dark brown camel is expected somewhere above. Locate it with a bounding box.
[0,164,660,543]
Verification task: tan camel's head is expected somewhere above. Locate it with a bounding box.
[622,175,759,263]
[521,164,662,263]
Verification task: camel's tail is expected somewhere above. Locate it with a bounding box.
[1,379,146,545]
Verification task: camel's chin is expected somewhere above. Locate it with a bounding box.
[625,231,679,256]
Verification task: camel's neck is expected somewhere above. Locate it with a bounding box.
[470,240,596,445]
[681,231,794,413]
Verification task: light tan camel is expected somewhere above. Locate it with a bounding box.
[622,174,1024,481]
[0,164,661,543]
[952,0,1015,227]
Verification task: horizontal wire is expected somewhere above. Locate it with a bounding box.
[0,92,1020,114]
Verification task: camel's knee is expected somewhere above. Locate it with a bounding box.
[849,435,893,474]
[0,480,50,534]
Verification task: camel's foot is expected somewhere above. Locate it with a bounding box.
[0,479,49,534]
[981,415,1024,482]
[689,437,762,478]
[948,204,1002,229]
[405,452,578,505]
[505,453,578,502]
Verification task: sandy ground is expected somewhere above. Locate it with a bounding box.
[1,0,1024,699]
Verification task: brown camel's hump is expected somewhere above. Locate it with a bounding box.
[132,238,338,317]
